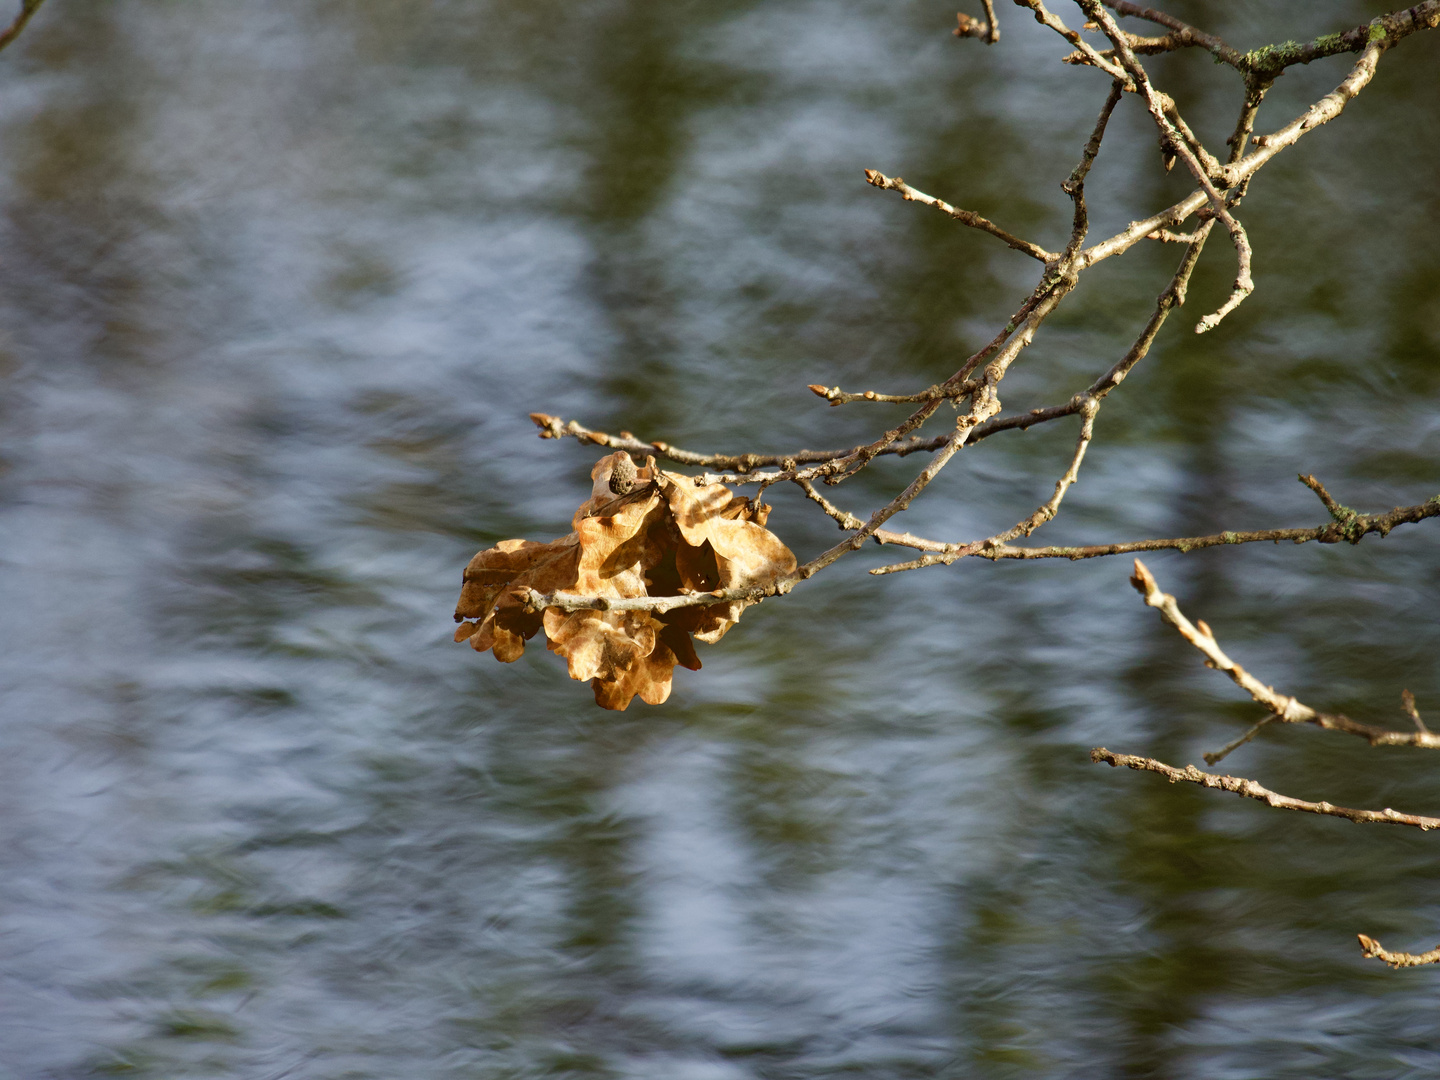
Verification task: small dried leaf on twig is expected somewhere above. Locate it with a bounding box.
[454,452,795,710]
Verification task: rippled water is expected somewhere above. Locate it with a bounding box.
[2,2,1439,1077]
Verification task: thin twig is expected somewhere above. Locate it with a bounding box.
[798,415,978,578]
[953,1,1001,44]
[1218,6,1440,189]
[1129,557,1440,752]
[795,259,1085,576]
[868,490,1440,573]
[1061,80,1125,260]
[863,170,1055,262]
[1061,31,1192,65]
[1358,934,1440,968]
[806,379,981,408]
[1203,715,1278,767]
[1147,228,1200,244]
[1079,189,1210,267]
[1080,1,1255,333]
[1226,77,1271,165]
[868,227,1213,574]
[989,399,1098,543]
[1013,0,1131,81]
[982,0,999,43]
[1102,1,1246,68]
[0,0,45,54]
[530,412,945,472]
[1091,748,1440,830]
[794,476,951,553]
[1402,690,1430,735]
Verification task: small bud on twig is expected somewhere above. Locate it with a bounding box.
[608,454,638,495]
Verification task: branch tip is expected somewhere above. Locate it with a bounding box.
[1359,933,1440,968]
[1129,557,1156,595]
[954,1,1000,45]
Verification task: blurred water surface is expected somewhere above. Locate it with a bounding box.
[1,1,1439,1077]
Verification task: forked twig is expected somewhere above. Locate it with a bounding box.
[953,0,1000,44]
[1128,556,1440,759]
[518,3,1440,721]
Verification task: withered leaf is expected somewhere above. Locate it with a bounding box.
[454,451,794,710]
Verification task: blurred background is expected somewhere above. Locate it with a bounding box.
[1,1,1438,1076]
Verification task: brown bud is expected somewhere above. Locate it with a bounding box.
[609,454,639,495]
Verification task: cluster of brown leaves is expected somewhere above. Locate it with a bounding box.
[453,452,797,710]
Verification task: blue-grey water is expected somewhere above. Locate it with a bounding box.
[2,2,1439,1077]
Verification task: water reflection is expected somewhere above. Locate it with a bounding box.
[1,1,1439,1077]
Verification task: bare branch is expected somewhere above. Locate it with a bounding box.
[953,1,1000,45]
[867,227,1215,575]
[794,476,952,554]
[869,489,1440,574]
[1091,749,1440,830]
[1061,31,1191,65]
[789,287,1049,491]
[1061,80,1125,259]
[971,221,1211,442]
[1129,557,1440,755]
[794,264,1085,575]
[0,0,46,55]
[1147,228,1201,244]
[990,399,1098,543]
[1225,79,1271,166]
[515,2,1440,713]
[806,380,980,408]
[1238,3,1440,79]
[1220,6,1440,190]
[1079,189,1210,267]
[530,412,946,473]
[1101,1,1245,68]
[982,0,1000,44]
[863,170,1055,262]
[1359,934,1440,968]
[799,415,978,578]
[1079,1,1254,333]
[1204,715,1278,767]
[1299,472,1354,521]
[1013,0,1130,81]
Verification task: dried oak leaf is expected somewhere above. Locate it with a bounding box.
[454,451,795,710]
